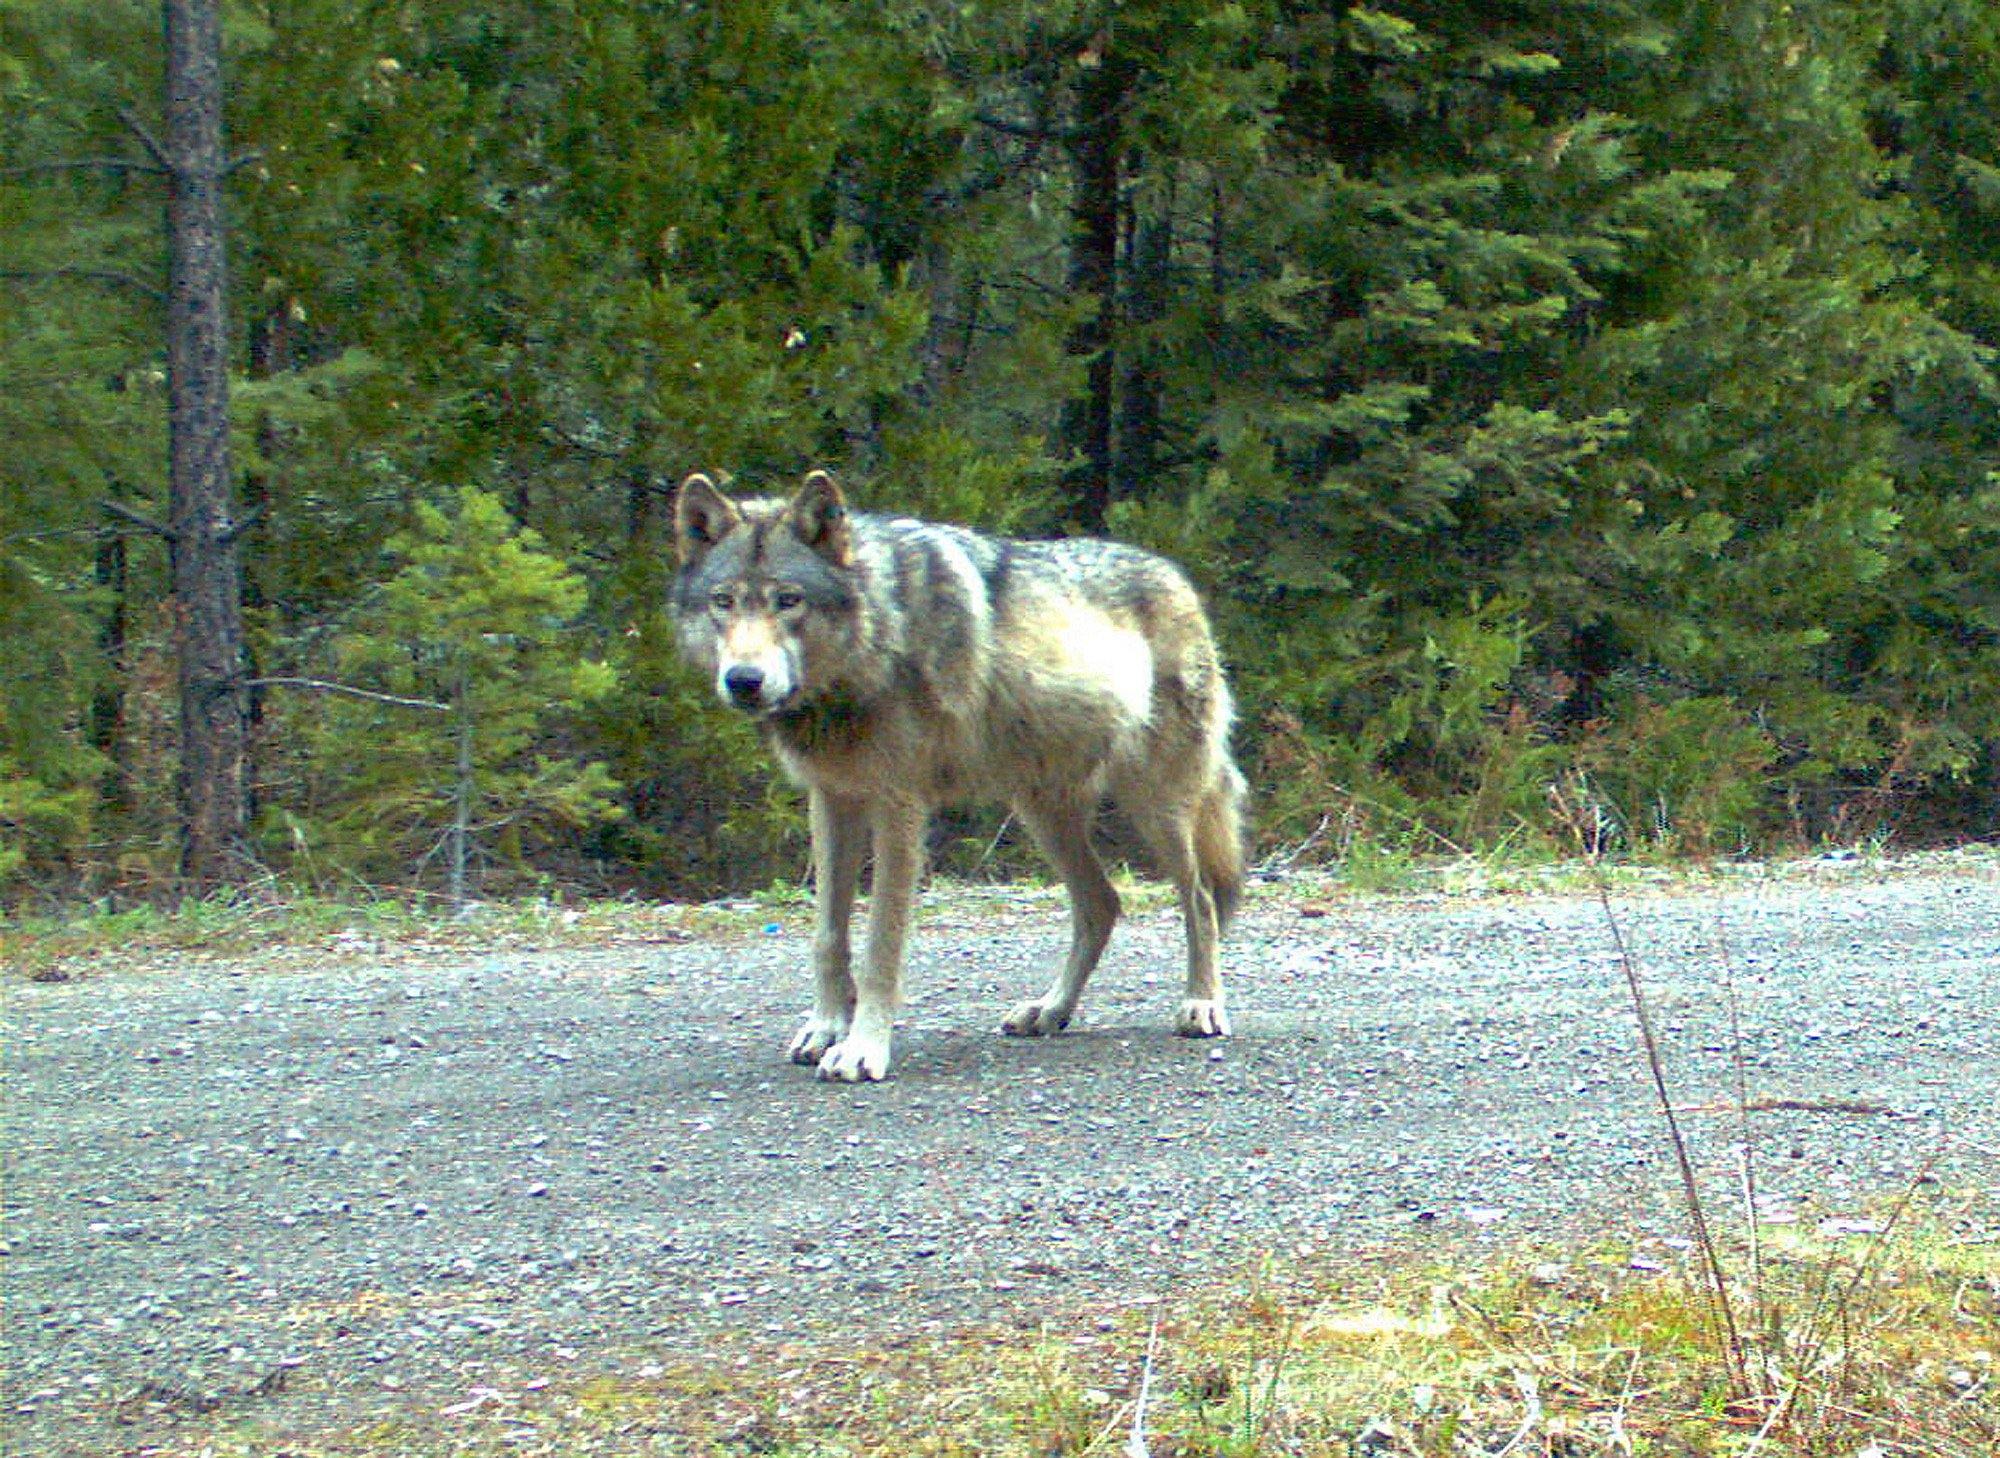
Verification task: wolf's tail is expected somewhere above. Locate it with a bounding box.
[1197,763,1249,930]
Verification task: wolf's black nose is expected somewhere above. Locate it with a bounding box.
[723,666,766,705]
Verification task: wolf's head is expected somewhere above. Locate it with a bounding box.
[671,471,859,717]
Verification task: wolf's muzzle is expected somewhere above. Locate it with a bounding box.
[723,665,768,709]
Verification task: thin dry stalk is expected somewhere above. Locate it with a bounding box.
[1783,1133,1949,1442]
[1126,1310,1160,1458]
[1721,953,1767,1341]
[1589,877,1754,1403]
[1548,780,1759,1405]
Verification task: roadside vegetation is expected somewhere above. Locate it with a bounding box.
[94,1206,1998,1457]
[15,842,1996,979]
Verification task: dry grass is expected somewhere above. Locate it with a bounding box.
[125,1205,1995,1457]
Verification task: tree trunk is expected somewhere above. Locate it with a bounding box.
[1059,40,1130,534]
[1117,204,1171,498]
[91,507,131,817]
[163,0,248,890]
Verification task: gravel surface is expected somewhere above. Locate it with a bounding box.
[4,854,1997,1452]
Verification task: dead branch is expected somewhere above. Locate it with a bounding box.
[244,677,449,712]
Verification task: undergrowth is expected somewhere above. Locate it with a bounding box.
[14,846,1976,981]
[0,883,752,979]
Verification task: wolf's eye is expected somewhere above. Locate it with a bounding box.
[771,589,805,613]
[708,588,736,613]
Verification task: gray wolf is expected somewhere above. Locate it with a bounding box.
[671,470,1246,1081]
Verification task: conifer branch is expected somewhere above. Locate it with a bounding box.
[116,106,173,172]
[971,110,1087,144]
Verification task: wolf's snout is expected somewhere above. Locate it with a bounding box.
[723,665,766,706]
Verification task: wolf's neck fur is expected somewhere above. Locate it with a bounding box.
[767,689,873,758]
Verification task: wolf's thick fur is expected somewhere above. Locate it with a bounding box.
[672,470,1246,1081]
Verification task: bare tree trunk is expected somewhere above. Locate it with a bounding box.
[162,0,247,890]
[90,509,131,817]
[1118,202,1172,497]
[1059,38,1129,534]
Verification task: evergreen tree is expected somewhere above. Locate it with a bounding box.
[3,0,176,889]
[1569,0,1999,843]
[6,0,1996,899]
[270,487,618,899]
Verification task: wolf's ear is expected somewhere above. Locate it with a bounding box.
[675,473,740,560]
[785,469,852,564]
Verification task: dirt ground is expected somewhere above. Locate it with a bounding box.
[4,852,1997,1453]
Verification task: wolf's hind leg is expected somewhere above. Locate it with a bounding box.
[791,790,866,1066]
[1003,795,1120,1036]
[1131,797,1231,1038]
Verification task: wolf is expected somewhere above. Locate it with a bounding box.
[671,470,1246,1082]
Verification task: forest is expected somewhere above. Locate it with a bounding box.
[4,0,1997,905]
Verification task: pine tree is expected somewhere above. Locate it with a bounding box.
[2,0,256,890]
[271,488,619,901]
[159,0,250,888]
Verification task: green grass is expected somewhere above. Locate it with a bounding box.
[0,883,748,981]
[0,874,1170,981]
[11,845,1991,981]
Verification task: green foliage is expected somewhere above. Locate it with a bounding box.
[575,619,807,900]
[5,0,1997,899]
[1252,597,1568,866]
[266,487,620,894]
[0,752,98,890]
[0,522,109,891]
[1571,697,1780,856]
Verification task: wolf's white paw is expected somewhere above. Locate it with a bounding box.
[787,1015,847,1066]
[816,1033,892,1082]
[1176,999,1230,1038]
[1001,999,1073,1037]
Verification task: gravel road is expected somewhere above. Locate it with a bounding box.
[4,854,1997,1452]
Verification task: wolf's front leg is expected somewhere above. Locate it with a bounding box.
[816,799,926,1082]
[792,790,866,1066]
